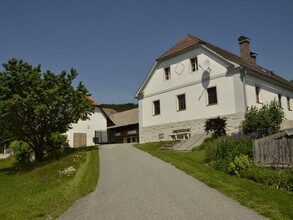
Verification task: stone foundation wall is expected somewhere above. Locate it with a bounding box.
[139,113,245,143]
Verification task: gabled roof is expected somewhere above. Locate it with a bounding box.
[86,96,100,106]
[108,108,138,128]
[156,34,293,89]
[158,35,200,60]
[102,108,118,118]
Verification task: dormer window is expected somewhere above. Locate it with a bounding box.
[164,67,171,80]
[190,57,198,72]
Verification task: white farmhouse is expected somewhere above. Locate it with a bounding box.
[136,35,293,143]
[66,96,108,147]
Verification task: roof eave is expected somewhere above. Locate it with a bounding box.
[135,62,159,99]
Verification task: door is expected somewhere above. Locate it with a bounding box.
[73,133,87,148]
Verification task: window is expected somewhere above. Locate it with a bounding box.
[278,94,282,108]
[164,67,171,80]
[153,100,160,115]
[287,97,292,111]
[255,86,262,103]
[190,57,198,72]
[207,87,218,105]
[158,133,164,139]
[177,94,186,111]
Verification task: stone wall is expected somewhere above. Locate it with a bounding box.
[139,113,244,143]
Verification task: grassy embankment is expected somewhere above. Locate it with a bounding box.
[135,141,293,220]
[0,146,99,220]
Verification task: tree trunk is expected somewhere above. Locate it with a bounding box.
[34,147,44,162]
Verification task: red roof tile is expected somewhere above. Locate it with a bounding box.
[158,35,200,60]
[86,96,100,106]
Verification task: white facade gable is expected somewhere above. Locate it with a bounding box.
[66,106,107,147]
[138,47,242,127]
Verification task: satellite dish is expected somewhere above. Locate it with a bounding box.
[199,59,211,72]
[200,59,211,89]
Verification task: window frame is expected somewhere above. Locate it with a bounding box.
[153,100,161,116]
[287,97,292,111]
[190,57,198,72]
[177,94,186,111]
[207,86,218,105]
[278,94,282,108]
[164,67,171,81]
[255,86,262,103]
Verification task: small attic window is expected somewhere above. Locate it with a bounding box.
[190,57,198,72]
[164,67,171,80]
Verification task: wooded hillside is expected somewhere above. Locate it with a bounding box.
[100,103,138,112]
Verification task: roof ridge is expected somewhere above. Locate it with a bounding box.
[157,34,201,60]
[156,34,293,89]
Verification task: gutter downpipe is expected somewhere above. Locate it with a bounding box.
[240,66,248,112]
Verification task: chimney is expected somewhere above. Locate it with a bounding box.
[250,52,257,64]
[238,36,251,62]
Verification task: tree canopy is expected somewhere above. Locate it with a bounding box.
[100,103,138,112]
[0,58,94,161]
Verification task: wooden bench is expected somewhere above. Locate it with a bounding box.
[170,128,191,140]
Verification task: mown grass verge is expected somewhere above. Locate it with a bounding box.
[0,146,99,220]
[134,142,293,220]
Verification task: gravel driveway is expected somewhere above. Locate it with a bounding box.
[58,143,266,220]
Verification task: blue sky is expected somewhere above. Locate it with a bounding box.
[0,0,292,104]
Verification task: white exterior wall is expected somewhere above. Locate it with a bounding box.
[141,74,238,127]
[245,75,293,121]
[66,106,107,147]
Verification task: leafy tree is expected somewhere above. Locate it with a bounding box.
[240,100,284,137]
[0,58,93,162]
[291,79,293,83]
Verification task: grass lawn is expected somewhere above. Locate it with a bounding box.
[135,142,293,220]
[0,146,99,220]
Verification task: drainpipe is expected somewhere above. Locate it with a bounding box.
[240,67,248,112]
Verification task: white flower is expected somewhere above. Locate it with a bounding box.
[59,166,76,176]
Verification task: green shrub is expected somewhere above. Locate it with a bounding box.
[205,132,253,173]
[240,100,284,137]
[227,154,254,176]
[204,116,227,137]
[10,141,32,163]
[242,167,293,191]
[46,132,69,151]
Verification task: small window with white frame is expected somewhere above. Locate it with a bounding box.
[164,67,171,80]
[255,86,262,103]
[177,94,186,111]
[287,97,292,111]
[153,100,160,115]
[190,57,198,72]
[207,87,218,105]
